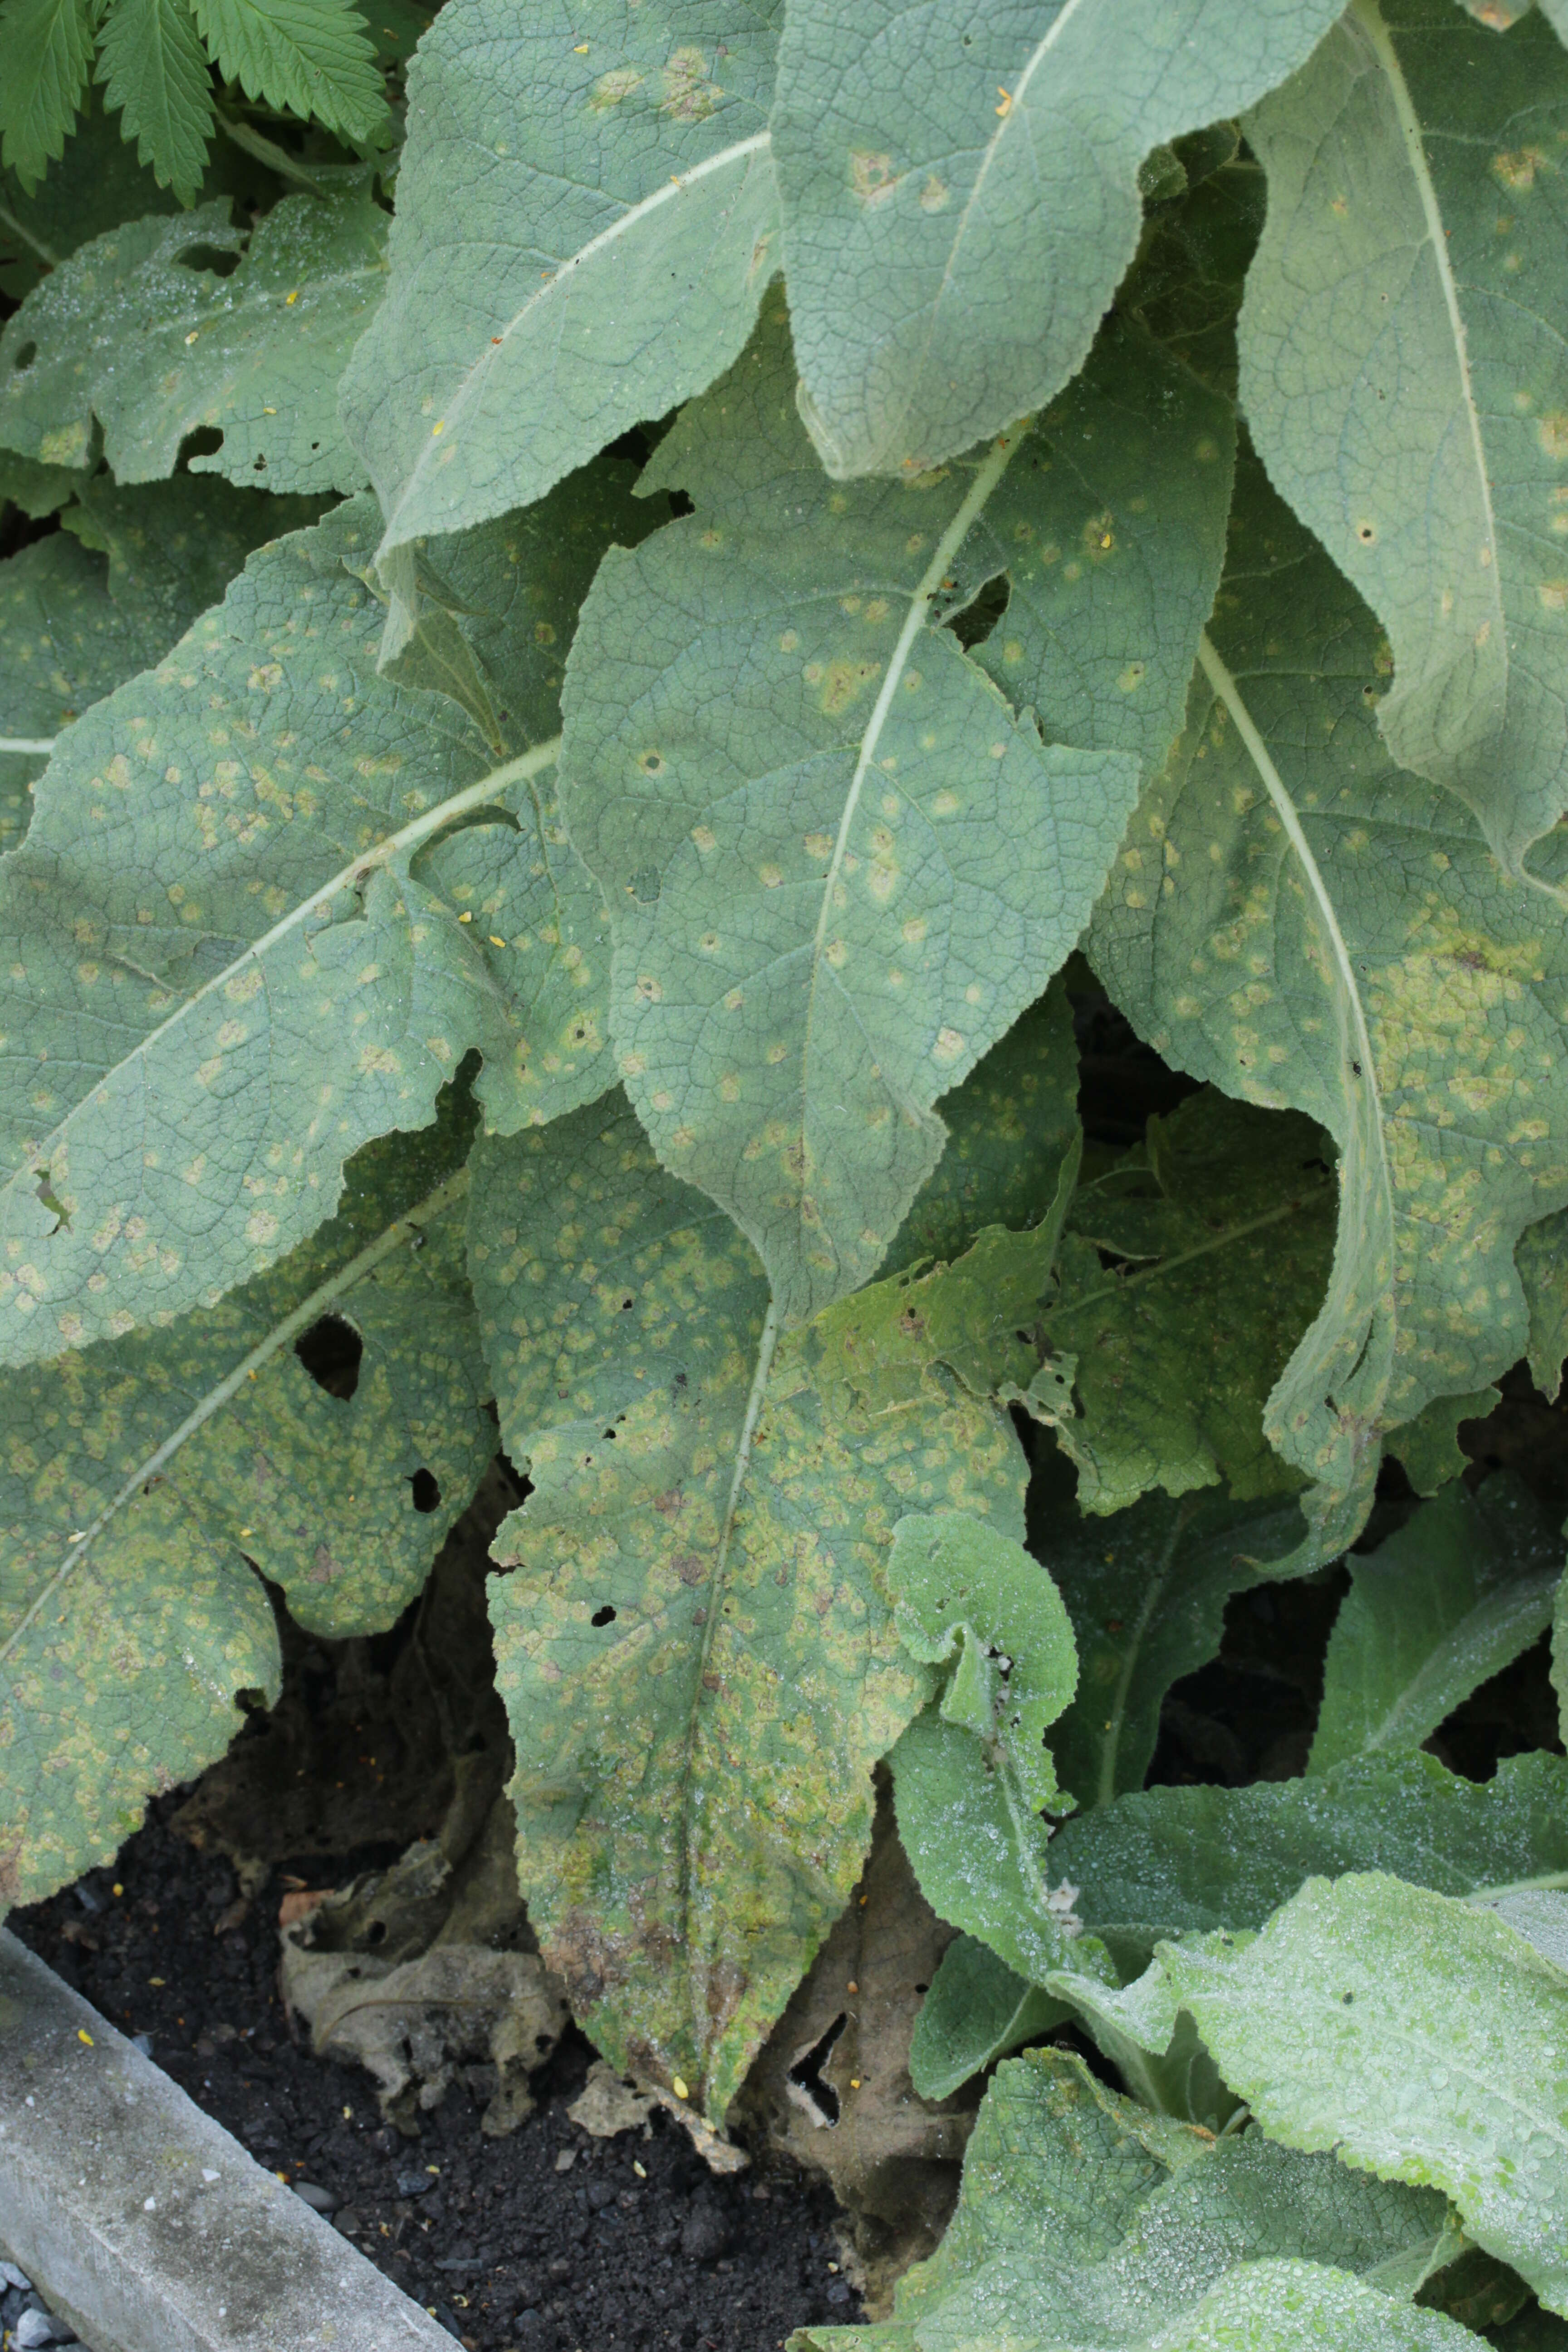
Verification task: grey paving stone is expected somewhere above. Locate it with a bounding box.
[0,1928,456,2352]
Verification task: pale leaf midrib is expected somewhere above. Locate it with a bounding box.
[797,427,1024,1237]
[1360,1578,1557,1752]
[382,130,772,552]
[4,734,560,1214]
[1195,632,1392,1216]
[1050,1196,1313,1325]
[902,0,1094,452]
[0,1165,470,1675]
[677,1294,780,2088]
[1095,1498,1190,1809]
[1349,0,1505,666]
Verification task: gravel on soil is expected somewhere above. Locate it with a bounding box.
[10,1800,862,2352]
[1,2261,78,2348]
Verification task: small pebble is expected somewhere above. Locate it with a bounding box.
[15,2311,78,2348]
[396,2171,433,2198]
[680,2200,733,2262]
[292,2181,338,2214]
[0,2264,32,2291]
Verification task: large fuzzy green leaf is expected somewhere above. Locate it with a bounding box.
[95,0,217,203]
[59,474,327,659]
[1240,0,1568,872]
[887,1510,1078,1813]
[1051,1750,1568,1950]
[0,476,645,1368]
[0,1102,488,1912]
[882,978,1080,1277]
[1041,1485,1308,1812]
[1039,1090,1335,1515]
[795,2045,1465,2352]
[0,536,154,860]
[560,307,1235,1322]
[935,312,1240,784]
[768,0,1343,480]
[0,193,386,491]
[1310,1475,1561,1772]
[340,0,783,568]
[469,1091,1025,2117]
[1518,1206,1568,1400]
[907,1933,1067,2102]
[890,1708,1102,1990]
[1132,1874,1568,2315]
[1089,456,1568,1568]
[0,476,321,856]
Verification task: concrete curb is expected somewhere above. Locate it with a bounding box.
[0,1928,457,2352]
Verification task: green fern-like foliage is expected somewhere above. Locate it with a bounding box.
[0,0,388,195]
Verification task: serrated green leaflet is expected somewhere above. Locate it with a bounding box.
[1050,1750,1568,1948]
[887,1510,1077,1814]
[561,311,1177,1322]
[793,2044,1461,2352]
[470,1092,1024,2116]
[1041,1484,1308,1812]
[0,484,637,1367]
[189,0,387,146]
[907,1934,1067,2103]
[0,0,94,191]
[0,86,196,303]
[95,0,216,203]
[340,0,782,567]
[0,476,316,856]
[1040,1090,1335,1516]
[1089,457,1568,1568]
[769,0,1342,481]
[0,1103,487,1911]
[1310,1474,1562,1772]
[1134,1873,1568,2315]
[0,192,385,491]
[1241,0,1568,871]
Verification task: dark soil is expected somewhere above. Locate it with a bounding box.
[10,1802,861,2352]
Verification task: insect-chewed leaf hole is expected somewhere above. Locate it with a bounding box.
[294,1313,363,1399]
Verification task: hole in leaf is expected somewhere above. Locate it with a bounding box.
[945,568,1010,650]
[12,341,36,372]
[591,1604,617,1627]
[410,1467,441,1513]
[294,1313,363,1398]
[176,426,225,471]
[788,2012,848,2126]
[174,242,240,276]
